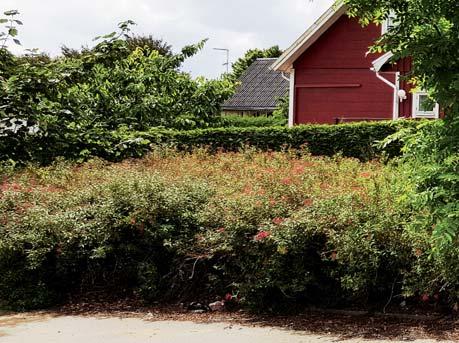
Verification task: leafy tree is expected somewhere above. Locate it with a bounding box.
[342,0,459,296]
[126,35,173,57]
[62,34,173,59]
[0,10,22,49]
[273,95,289,119]
[0,21,235,164]
[0,10,22,79]
[229,45,283,80]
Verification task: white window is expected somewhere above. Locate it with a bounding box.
[412,92,440,118]
[382,11,398,34]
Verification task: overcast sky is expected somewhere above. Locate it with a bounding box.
[2,0,334,79]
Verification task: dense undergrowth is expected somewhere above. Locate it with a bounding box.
[0,149,450,311]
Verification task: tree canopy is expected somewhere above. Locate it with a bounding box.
[343,0,459,271]
[229,45,283,81]
[0,18,235,164]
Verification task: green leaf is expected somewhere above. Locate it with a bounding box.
[4,10,19,16]
[0,19,8,24]
[8,27,18,37]
[13,38,21,45]
[102,32,116,39]
[14,20,23,25]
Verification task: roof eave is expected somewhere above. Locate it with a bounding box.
[222,107,277,111]
[372,52,394,72]
[272,3,348,72]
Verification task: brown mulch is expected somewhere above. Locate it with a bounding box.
[32,298,458,342]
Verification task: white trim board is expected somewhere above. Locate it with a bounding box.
[372,52,394,72]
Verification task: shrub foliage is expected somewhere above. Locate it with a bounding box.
[0,150,449,311]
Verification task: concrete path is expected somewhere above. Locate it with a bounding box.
[0,314,451,343]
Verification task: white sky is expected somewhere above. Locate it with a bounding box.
[2,0,334,79]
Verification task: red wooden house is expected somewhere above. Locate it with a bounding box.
[272,3,439,126]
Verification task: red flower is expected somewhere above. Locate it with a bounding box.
[254,231,270,241]
[303,199,313,207]
[272,217,284,225]
[293,165,305,173]
[224,293,233,302]
[281,177,292,185]
[421,294,430,303]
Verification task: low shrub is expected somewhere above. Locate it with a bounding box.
[219,115,287,128]
[1,150,444,312]
[0,168,212,309]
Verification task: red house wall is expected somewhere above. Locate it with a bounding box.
[292,15,395,124]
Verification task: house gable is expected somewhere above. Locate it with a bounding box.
[280,12,395,124]
[293,15,382,71]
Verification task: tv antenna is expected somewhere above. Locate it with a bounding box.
[213,48,230,74]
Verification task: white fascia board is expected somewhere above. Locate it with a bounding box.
[372,52,394,72]
[271,3,347,72]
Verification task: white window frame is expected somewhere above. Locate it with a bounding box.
[412,92,440,119]
[382,11,398,35]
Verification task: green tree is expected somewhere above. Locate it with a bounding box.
[342,0,459,297]
[0,10,22,49]
[229,45,283,80]
[62,34,173,59]
[0,21,235,164]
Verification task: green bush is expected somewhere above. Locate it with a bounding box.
[219,115,287,128]
[1,118,416,165]
[0,171,212,309]
[120,120,419,161]
[1,150,442,312]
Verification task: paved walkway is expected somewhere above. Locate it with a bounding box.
[0,314,451,343]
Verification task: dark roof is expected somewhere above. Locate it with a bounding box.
[222,58,289,111]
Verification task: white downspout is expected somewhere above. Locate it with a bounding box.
[287,69,295,127]
[280,70,295,127]
[373,69,400,120]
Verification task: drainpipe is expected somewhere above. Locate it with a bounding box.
[372,68,400,120]
[280,71,295,128]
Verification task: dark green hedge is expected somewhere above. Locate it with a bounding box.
[1,120,420,165]
[120,120,417,161]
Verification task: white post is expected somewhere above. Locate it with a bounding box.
[288,69,295,127]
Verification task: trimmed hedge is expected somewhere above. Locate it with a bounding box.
[0,119,420,165]
[218,115,287,128]
[119,120,417,161]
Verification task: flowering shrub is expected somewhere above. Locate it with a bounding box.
[0,149,444,311]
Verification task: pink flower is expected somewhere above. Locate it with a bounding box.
[281,177,293,185]
[217,227,225,233]
[272,217,284,225]
[254,231,271,241]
